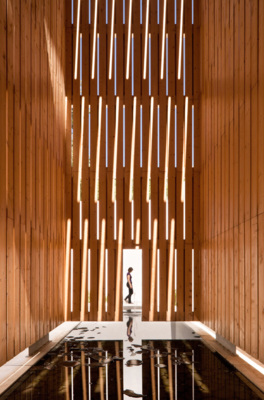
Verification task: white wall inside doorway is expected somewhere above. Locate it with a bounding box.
[123,249,142,307]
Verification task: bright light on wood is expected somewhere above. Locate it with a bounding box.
[98,219,106,321]
[177,0,184,79]
[112,97,119,202]
[91,0,98,79]
[164,96,171,201]
[129,97,137,202]
[126,0,133,79]
[143,0,150,79]
[167,219,175,321]
[95,97,102,202]
[109,0,115,79]
[115,219,123,321]
[147,97,154,202]
[135,218,141,246]
[149,219,158,321]
[80,219,88,321]
[64,219,71,321]
[77,96,85,202]
[74,0,81,79]
[181,96,188,202]
[160,0,167,79]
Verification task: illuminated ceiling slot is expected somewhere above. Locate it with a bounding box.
[149,34,151,95]
[112,97,119,202]
[177,0,184,79]
[123,0,125,24]
[126,0,133,79]
[140,0,142,24]
[108,0,115,79]
[88,249,91,312]
[135,218,141,247]
[64,219,71,320]
[74,0,81,79]
[95,97,102,202]
[129,97,137,202]
[106,105,108,167]
[166,34,168,95]
[98,219,106,321]
[143,0,150,79]
[123,106,125,167]
[192,0,194,24]
[89,0,91,24]
[79,201,82,239]
[77,97,85,202]
[97,34,100,94]
[115,219,123,321]
[147,97,154,202]
[174,249,177,311]
[174,0,177,24]
[81,219,89,321]
[140,105,143,167]
[157,249,160,312]
[71,249,73,312]
[157,105,160,167]
[71,0,74,24]
[114,34,117,95]
[91,0,98,79]
[160,0,167,79]
[192,105,194,167]
[181,96,188,202]
[97,201,100,239]
[183,34,186,95]
[149,219,158,321]
[132,34,134,95]
[164,96,171,201]
[131,200,134,240]
[106,0,108,23]
[114,201,117,240]
[175,105,177,167]
[157,0,160,24]
[167,219,175,321]
[80,34,82,94]
[148,200,152,240]
[105,249,108,312]
[88,105,91,166]
[192,249,194,312]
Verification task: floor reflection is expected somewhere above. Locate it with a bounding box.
[1,315,263,399]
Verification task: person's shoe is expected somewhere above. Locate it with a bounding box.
[124,299,128,303]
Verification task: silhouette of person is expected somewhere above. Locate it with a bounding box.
[124,267,133,304]
[126,316,133,342]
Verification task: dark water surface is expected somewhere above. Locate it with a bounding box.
[1,337,262,399]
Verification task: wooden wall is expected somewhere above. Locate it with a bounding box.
[0,0,66,366]
[200,0,264,363]
[65,0,200,322]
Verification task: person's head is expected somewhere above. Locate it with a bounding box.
[128,267,133,273]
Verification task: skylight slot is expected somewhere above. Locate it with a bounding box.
[166,201,168,239]
[131,200,134,240]
[71,249,73,312]
[183,192,186,239]
[175,249,177,311]
[105,249,108,312]
[108,0,115,79]
[157,248,160,312]
[140,0,142,24]
[149,34,151,95]
[79,201,82,239]
[112,97,119,202]
[114,201,117,239]
[192,249,194,312]
[175,105,177,167]
[123,106,125,167]
[192,105,194,167]
[71,0,74,24]
[106,0,108,24]
[97,201,100,239]
[129,97,137,202]
[148,200,151,239]
[192,0,194,24]
[183,34,186,95]
[177,0,184,79]
[160,0,167,79]
[147,97,154,202]
[164,97,171,201]
[181,96,188,202]
[106,105,108,167]
[167,218,175,320]
[74,0,81,79]
[80,34,82,94]
[88,105,91,167]
[77,96,85,202]
[91,0,98,79]
[88,249,91,312]
[97,34,100,95]
[174,0,177,24]
[81,219,88,320]
[132,34,134,95]
[157,105,160,167]
[157,0,160,24]
[95,97,102,202]
[89,0,91,24]
[126,0,133,79]
[64,219,71,320]
[114,34,117,95]
[140,105,143,167]
[71,105,73,167]
[123,0,125,24]
[166,33,168,95]
[143,0,150,79]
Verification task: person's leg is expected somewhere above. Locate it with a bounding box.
[128,287,133,303]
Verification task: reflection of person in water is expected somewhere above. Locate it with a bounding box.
[126,317,133,342]
[124,267,133,304]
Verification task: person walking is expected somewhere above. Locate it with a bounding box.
[124,267,133,304]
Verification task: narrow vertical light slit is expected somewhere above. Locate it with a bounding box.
[114,201,117,239]
[71,249,74,312]
[175,105,177,167]
[129,97,137,202]
[135,219,140,247]
[108,0,115,79]
[81,219,88,321]
[148,200,151,240]
[149,219,158,321]
[97,201,100,239]
[157,0,160,24]
[181,96,188,202]
[166,201,168,240]
[126,0,133,79]
[160,0,167,79]
[91,0,98,79]
[64,219,71,320]
[164,97,171,201]
[106,105,108,167]
[148,34,151,96]
[175,249,177,311]
[183,34,186,95]
[115,219,123,321]
[157,248,160,312]
[131,200,134,240]
[132,34,134,95]
[174,0,177,24]
[147,97,154,202]
[157,105,160,168]
[106,0,108,24]
[177,0,184,79]
[143,0,150,79]
[98,219,106,321]
[88,105,91,167]
[74,0,81,79]
[192,105,194,167]
[166,34,169,95]
[183,194,186,239]
[140,0,142,24]
[114,34,117,95]
[192,249,194,312]
[88,249,91,312]
[192,0,194,24]
[71,0,74,24]
[79,201,82,239]
[95,97,102,202]
[71,105,73,167]
[78,97,85,202]
[105,249,108,312]
[80,34,82,94]
[97,34,100,95]
[140,105,143,168]
[123,105,125,167]
[167,219,175,321]
[89,0,91,24]
[123,0,125,24]
[112,97,119,202]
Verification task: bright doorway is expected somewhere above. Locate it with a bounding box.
[123,249,142,308]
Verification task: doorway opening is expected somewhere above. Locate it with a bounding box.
[123,249,142,310]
